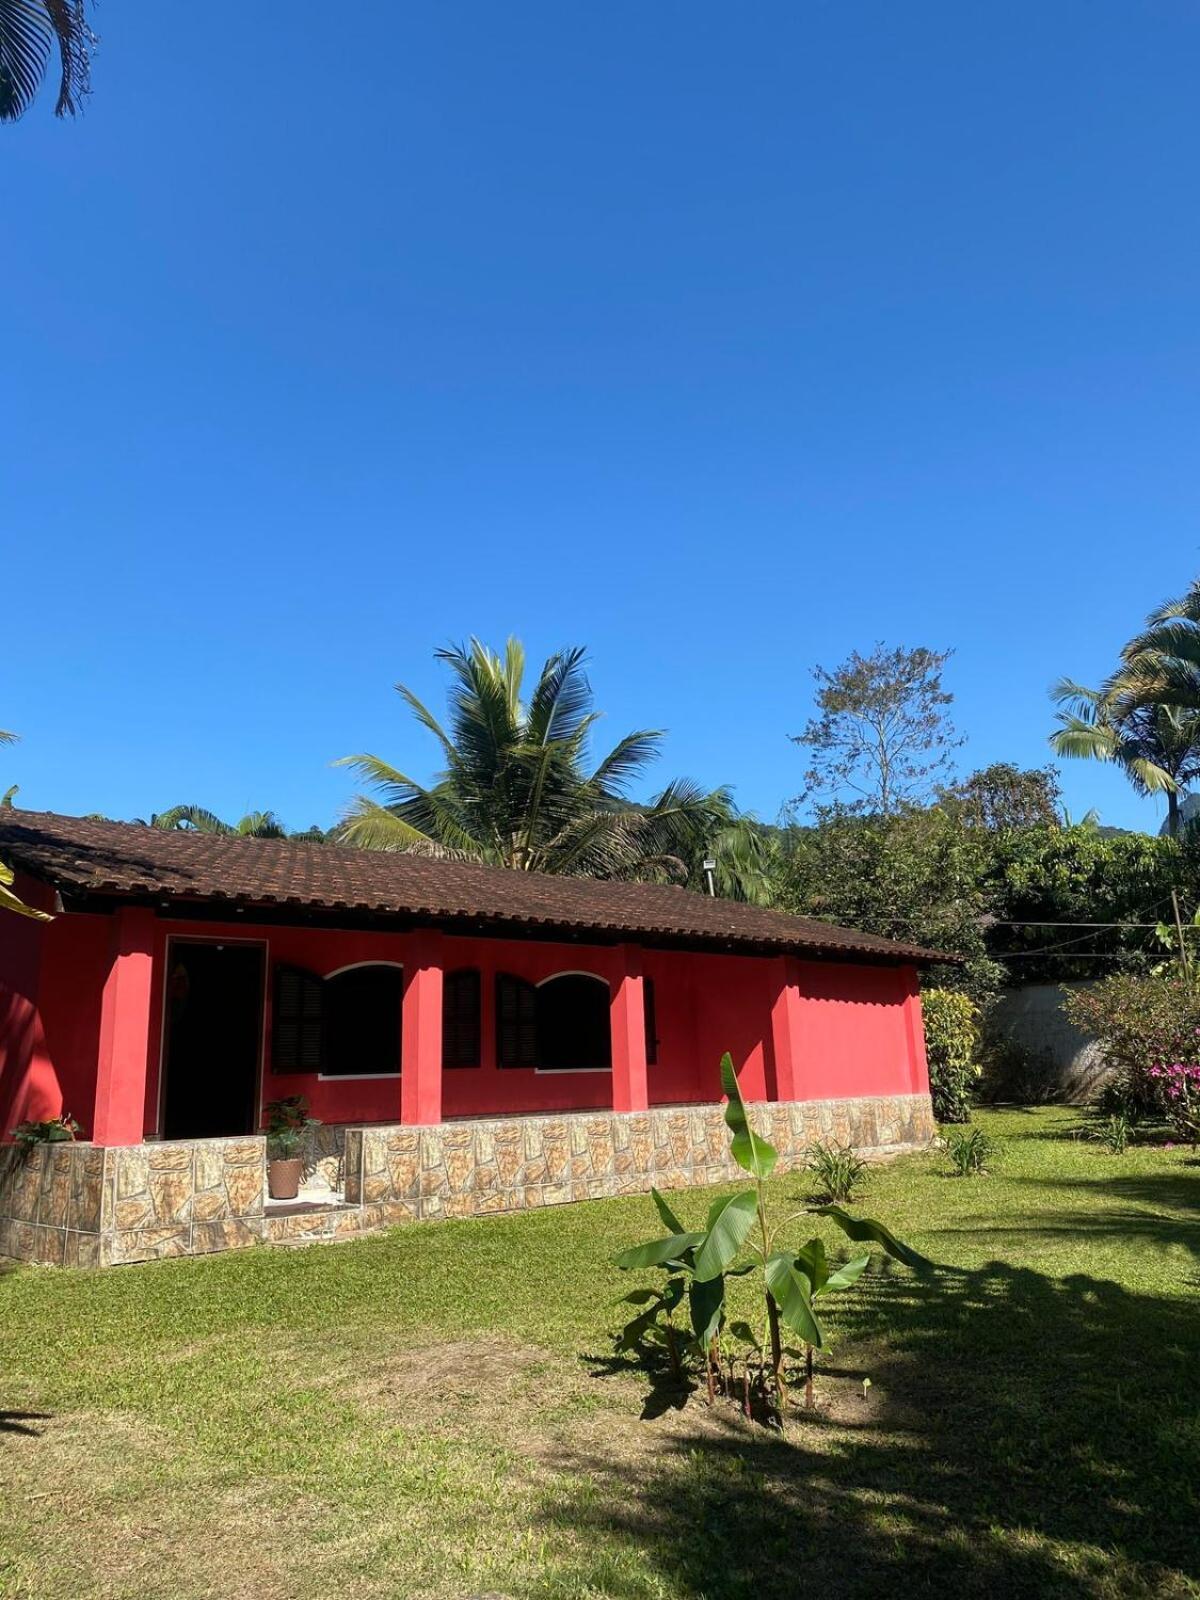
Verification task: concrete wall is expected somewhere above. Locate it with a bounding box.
[986,983,1110,1104]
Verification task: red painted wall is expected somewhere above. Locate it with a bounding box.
[0,875,109,1136]
[789,961,930,1100]
[1,900,932,1140]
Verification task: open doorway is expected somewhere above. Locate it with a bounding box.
[161,941,265,1140]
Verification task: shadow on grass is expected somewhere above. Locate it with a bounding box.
[550,1259,1199,1599]
[0,1410,49,1436]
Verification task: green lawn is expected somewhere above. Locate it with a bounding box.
[2,1107,1198,1600]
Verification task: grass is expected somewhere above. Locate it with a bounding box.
[1,1107,1198,1599]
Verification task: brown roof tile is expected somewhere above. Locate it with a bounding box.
[0,810,955,965]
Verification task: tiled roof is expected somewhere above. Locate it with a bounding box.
[0,810,955,965]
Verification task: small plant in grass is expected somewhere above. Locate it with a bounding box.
[943,1124,993,1176]
[1089,1113,1131,1155]
[805,1140,868,1202]
[10,1113,81,1147]
[613,1053,931,1425]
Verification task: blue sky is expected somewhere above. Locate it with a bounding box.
[6,1,1200,834]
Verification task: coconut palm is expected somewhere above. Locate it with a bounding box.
[152,806,290,840]
[1050,680,1200,838]
[0,0,92,122]
[1112,580,1200,714]
[337,638,732,882]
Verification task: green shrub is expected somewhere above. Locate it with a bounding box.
[943,1124,994,1176]
[9,1113,80,1147]
[922,988,980,1122]
[1063,970,1200,1122]
[804,1140,868,1202]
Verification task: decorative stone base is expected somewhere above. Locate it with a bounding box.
[0,1093,933,1268]
[0,1136,265,1267]
[343,1093,935,1219]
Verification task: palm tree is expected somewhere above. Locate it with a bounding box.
[1050,680,1200,838]
[691,813,780,905]
[0,0,92,122]
[152,806,290,840]
[1112,580,1200,714]
[337,638,732,882]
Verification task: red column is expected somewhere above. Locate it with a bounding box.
[768,954,804,1103]
[401,929,444,1125]
[610,943,649,1114]
[900,966,931,1095]
[93,906,157,1146]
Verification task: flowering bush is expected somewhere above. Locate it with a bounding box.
[1147,1062,1200,1145]
[1063,971,1200,1123]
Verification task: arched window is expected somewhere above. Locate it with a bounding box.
[322,964,403,1077]
[536,973,611,1072]
[443,968,482,1068]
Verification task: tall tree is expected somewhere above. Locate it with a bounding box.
[337,638,731,881]
[790,644,963,816]
[0,0,92,122]
[1050,680,1200,837]
[940,763,1062,832]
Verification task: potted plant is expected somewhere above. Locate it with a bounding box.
[263,1096,320,1200]
[10,1113,82,1147]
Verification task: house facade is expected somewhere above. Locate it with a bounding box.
[0,811,949,1267]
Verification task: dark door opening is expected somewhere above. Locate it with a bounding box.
[162,941,264,1140]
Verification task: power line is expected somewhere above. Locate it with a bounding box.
[988,920,1164,929]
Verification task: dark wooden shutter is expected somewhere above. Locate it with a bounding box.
[272,965,324,1073]
[495,973,538,1068]
[643,976,658,1065]
[443,969,482,1068]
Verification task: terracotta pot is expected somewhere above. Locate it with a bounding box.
[267,1156,303,1201]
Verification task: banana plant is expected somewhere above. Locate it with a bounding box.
[615,1184,754,1396]
[614,1052,931,1421]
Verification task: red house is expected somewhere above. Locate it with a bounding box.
[0,811,950,1267]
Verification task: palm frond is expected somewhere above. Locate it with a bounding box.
[393,684,455,762]
[337,797,444,852]
[587,730,665,798]
[235,811,288,839]
[0,0,90,122]
[526,647,593,748]
[153,805,231,834]
[1049,719,1117,762]
[40,0,89,115]
[333,753,425,808]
